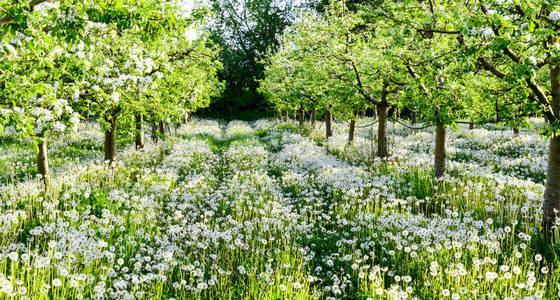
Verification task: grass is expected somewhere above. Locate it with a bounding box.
[0,119,558,299]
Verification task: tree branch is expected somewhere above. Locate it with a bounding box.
[0,0,49,26]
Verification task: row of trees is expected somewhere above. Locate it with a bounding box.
[0,1,223,184]
[260,0,560,231]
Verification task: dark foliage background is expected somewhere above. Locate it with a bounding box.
[199,0,304,120]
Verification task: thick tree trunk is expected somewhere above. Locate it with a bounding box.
[434,120,446,178]
[104,115,118,163]
[151,122,159,143]
[544,65,560,232]
[325,108,333,139]
[135,114,144,150]
[311,108,316,129]
[299,105,305,128]
[377,104,389,158]
[37,136,49,187]
[348,119,356,145]
[544,134,560,231]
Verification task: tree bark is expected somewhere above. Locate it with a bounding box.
[135,114,144,150]
[434,119,446,178]
[325,107,333,139]
[151,122,159,143]
[411,111,417,124]
[377,104,389,158]
[299,105,305,128]
[544,134,560,232]
[159,121,166,137]
[311,108,316,129]
[544,65,560,232]
[284,110,289,122]
[37,136,49,187]
[348,118,356,145]
[104,115,118,163]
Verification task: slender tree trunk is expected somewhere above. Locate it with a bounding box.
[311,108,316,129]
[377,104,389,158]
[348,118,356,145]
[544,65,560,232]
[151,122,159,143]
[434,119,446,178]
[135,114,144,150]
[104,115,118,163]
[37,136,49,187]
[284,111,289,122]
[299,105,305,128]
[159,121,166,137]
[187,113,192,122]
[325,108,333,139]
[469,121,474,130]
[411,111,417,124]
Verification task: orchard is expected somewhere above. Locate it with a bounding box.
[1,0,560,299]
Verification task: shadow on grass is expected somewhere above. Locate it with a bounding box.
[181,133,257,154]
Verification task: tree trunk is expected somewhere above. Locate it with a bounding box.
[469,121,474,130]
[37,136,49,187]
[544,65,560,232]
[311,108,316,129]
[159,121,165,137]
[284,111,289,122]
[348,119,356,145]
[135,114,144,150]
[513,126,520,135]
[411,111,417,124]
[544,135,560,232]
[434,119,446,178]
[299,105,305,128]
[325,108,333,139]
[187,113,192,122]
[104,115,118,163]
[377,104,389,158]
[151,122,159,143]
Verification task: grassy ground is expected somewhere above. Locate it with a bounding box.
[0,119,557,299]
